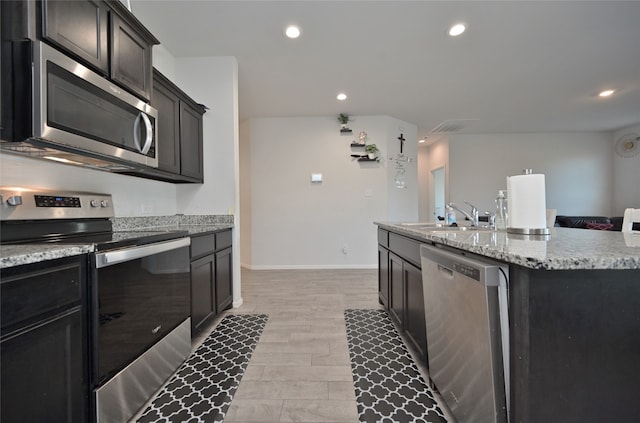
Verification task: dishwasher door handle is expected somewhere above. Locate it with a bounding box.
[437,264,454,279]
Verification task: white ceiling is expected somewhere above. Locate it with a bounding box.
[131,0,640,142]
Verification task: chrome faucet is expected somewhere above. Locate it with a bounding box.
[448,201,479,226]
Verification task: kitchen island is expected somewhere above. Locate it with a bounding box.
[376,222,640,423]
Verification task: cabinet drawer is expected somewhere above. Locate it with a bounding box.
[378,228,389,247]
[1,259,84,331]
[190,234,215,260]
[389,233,422,268]
[215,230,232,251]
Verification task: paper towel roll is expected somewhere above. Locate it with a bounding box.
[507,173,547,231]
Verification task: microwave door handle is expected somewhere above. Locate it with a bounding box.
[140,112,153,154]
[133,113,143,152]
[133,112,153,155]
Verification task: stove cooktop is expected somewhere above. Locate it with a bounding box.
[1,187,190,250]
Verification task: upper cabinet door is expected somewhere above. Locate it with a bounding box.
[110,12,153,101]
[40,0,109,75]
[152,71,181,175]
[179,101,204,181]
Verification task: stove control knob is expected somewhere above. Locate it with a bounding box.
[100,200,109,208]
[7,196,22,206]
[90,200,99,208]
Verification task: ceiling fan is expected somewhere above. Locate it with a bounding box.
[615,133,640,158]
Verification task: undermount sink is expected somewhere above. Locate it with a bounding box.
[432,226,493,232]
[429,226,494,235]
[398,222,447,229]
[398,222,493,232]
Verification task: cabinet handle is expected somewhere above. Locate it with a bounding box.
[152,325,161,334]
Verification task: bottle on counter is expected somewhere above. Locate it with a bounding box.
[495,190,508,230]
[445,205,457,225]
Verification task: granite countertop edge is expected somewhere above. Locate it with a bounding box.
[376,222,640,271]
[0,244,95,269]
[1,215,234,269]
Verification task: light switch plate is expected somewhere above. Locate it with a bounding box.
[311,173,323,183]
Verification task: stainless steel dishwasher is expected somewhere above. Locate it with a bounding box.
[421,244,510,423]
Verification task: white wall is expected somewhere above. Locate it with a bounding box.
[612,123,640,215]
[244,115,417,269]
[172,57,239,216]
[446,132,614,217]
[385,117,419,222]
[0,154,178,216]
[239,120,252,266]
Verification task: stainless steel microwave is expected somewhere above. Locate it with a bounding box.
[1,41,158,170]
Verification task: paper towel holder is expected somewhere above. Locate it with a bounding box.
[507,227,550,235]
[507,168,550,235]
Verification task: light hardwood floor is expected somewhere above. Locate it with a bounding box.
[133,268,438,422]
[216,268,383,423]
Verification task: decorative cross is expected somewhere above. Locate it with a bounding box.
[398,133,406,154]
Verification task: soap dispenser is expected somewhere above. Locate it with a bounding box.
[445,205,457,225]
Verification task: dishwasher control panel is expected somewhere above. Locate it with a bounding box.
[452,262,480,281]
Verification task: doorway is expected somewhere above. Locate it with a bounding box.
[431,167,445,221]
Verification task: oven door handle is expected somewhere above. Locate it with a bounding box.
[95,237,191,268]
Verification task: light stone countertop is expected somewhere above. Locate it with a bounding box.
[0,244,95,269]
[376,222,640,270]
[0,215,234,269]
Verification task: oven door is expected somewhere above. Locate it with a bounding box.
[91,237,190,385]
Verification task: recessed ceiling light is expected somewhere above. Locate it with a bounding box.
[285,25,301,39]
[418,138,426,143]
[336,93,347,101]
[448,23,467,37]
[599,89,615,97]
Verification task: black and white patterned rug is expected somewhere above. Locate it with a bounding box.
[345,309,448,423]
[137,314,268,423]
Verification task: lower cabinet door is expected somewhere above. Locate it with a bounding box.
[1,307,88,423]
[378,245,390,307]
[215,247,233,312]
[190,254,216,336]
[389,252,405,327]
[404,260,428,364]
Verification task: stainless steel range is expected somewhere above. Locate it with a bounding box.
[0,187,192,423]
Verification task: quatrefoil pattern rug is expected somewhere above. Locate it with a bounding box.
[344,309,448,422]
[137,314,268,423]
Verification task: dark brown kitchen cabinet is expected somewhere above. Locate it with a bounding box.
[378,230,428,364]
[189,229,233,338]
[39,0,158,100]
[152,70,181,174]
[0,256,89,423]
[404,260,427,360]
[190,253,216,335]
[215,246,233,312]
[109,8,154,100]
[377,244,389,307]
[389,252,405,327]
[40,0,109,74]
[179,100,205,180]
[145,68,205,183]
